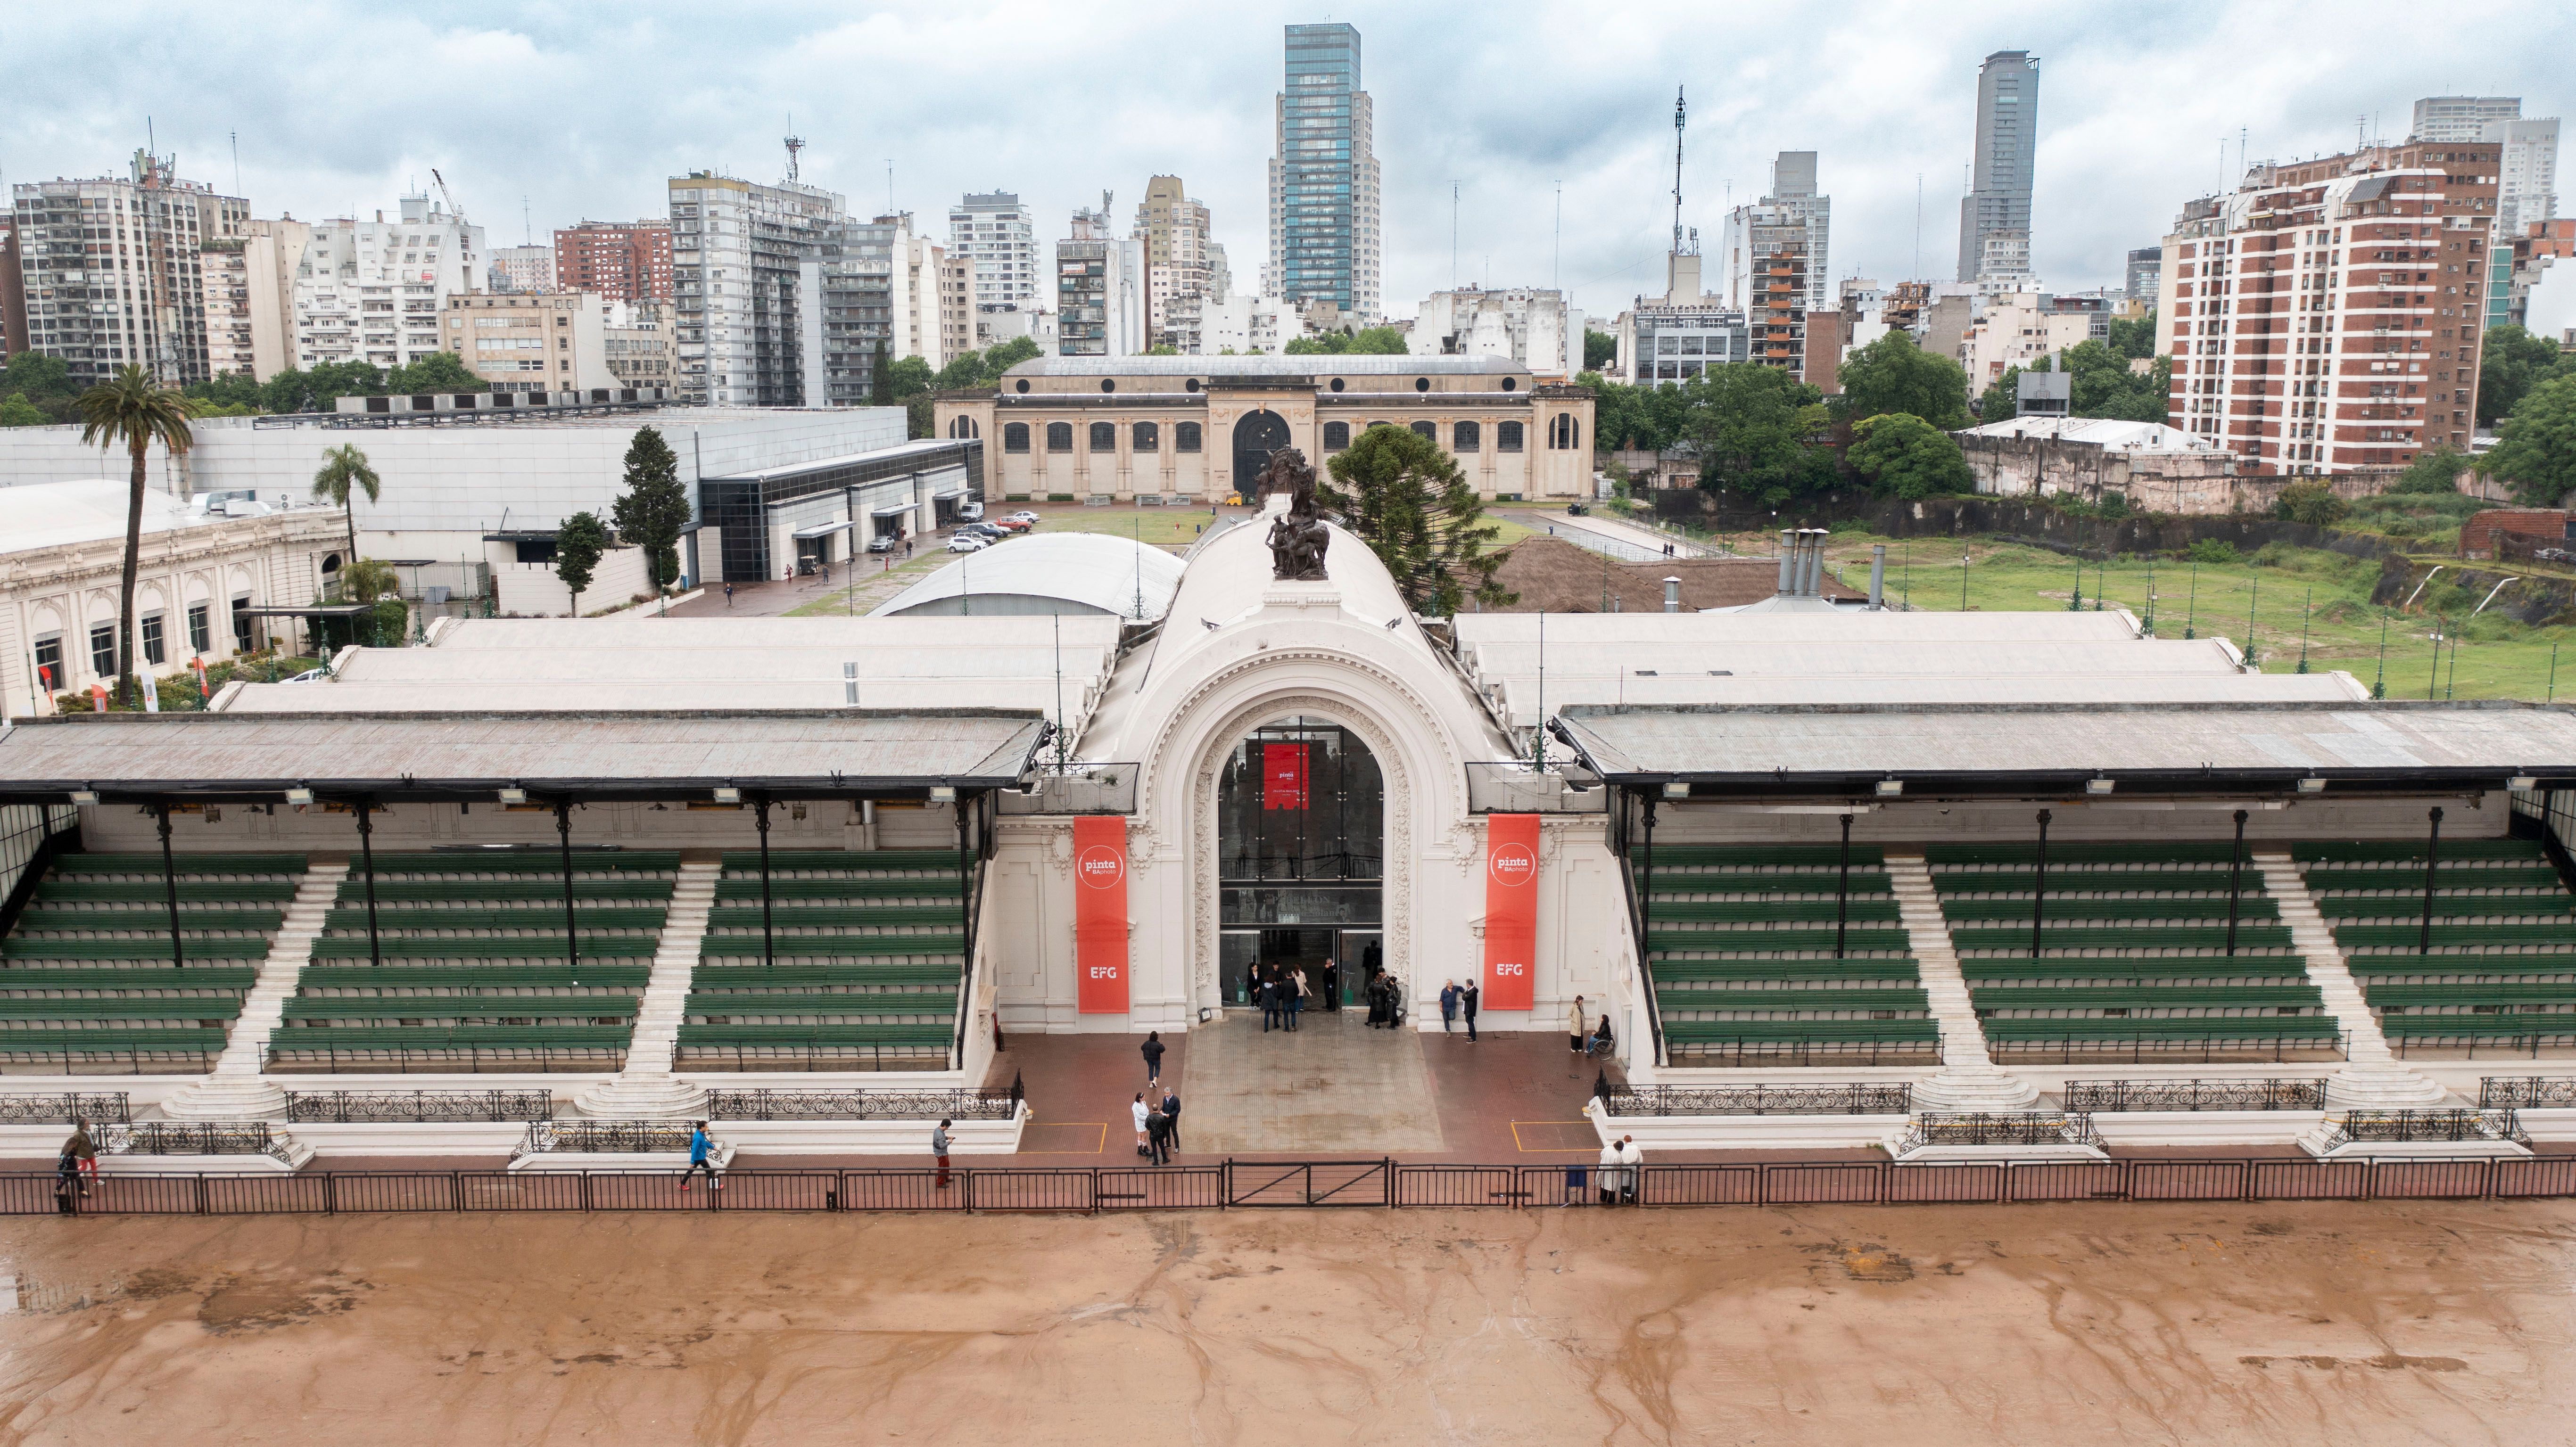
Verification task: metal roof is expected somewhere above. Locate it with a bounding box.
[1552,702,2576,797]
[0,712,1048,804]
[1004,355,1521,378]
[872,533,1186,621]
[711,438,966,484]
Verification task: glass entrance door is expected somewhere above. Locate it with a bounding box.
[1215,717,1383,1007]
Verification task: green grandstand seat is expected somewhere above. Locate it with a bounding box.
[295,964,651,995]
[1653,987,1931,1016]
[1958,955,2311,982]
[322,906,670,932]
[15,907,287,932]
[1982,1016,2343,1042]
[1651,958,1921,985]
[0,968,257,998]
[47,853,307,875]
[2365,982,2576,1012]
[278,997,637,1024]
[691,962,962,990]
[307,935,661,960]
[681,992,958,1021]
[2293,839,2543,864]
[1940,898,2279,923]
[334,877,675,903]
[1947,924,2296,953]
[0,937,271,962]
[2345,954,2576,981]
[1969,985,2324,1015]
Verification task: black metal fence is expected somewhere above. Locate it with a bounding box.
[286,1090,554,1123]
[2064,1078,2328,1112]
[2483,1077,2576,1109]
[1601,1083,1911,1116]
[20,1156,2576,1216]
[0,1093,132,1125]
[702,1087,1021,1121]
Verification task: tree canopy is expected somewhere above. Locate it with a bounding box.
[1583,329,1618,370]
[1320,424,1514,615]
[1835,330,1969,430]
[2106,308,2159,361]
[1683,363,1834,508]
[1285,326,1407,355]
[2480,323,2575,427]
[1847,413,1972,499]
[554,511,611,615]
[2485,374,2576,506]
[2060,339,2172,422]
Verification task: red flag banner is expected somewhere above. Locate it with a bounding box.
[1482,813,1540,1011]
[1262,742,1309,811]
[1073,815,1130,1014]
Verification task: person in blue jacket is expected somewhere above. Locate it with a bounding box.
[680,1121,719,1192]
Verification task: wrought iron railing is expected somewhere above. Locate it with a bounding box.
[2315,1109,2528,1151]
[2062,1078,2327,1112]
[1600,1083,1911,1117]
[515,1121,699,1158]
[286,1090,555,1124]
[0,1093,132,1125]
[1894,1112,2103,1152]
[2481,1077,2576,1110]
[703,1088,1020,1121]
[102,1121,295,1166]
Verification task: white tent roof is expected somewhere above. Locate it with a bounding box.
[872,533,1186,621]
[1957,416,2221,452]
[0,478,198,554]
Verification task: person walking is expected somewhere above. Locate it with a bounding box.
[1140,1030,1165,1085]
[1461,980,1480,1042]
[52,1147,78,1216]
[1289,967,1309,1032]
[1259,973,1280,1033]
[1145,1104,1174,1165]
[932,1119,955,1189]
[1321,957,1340,1012]
[1440,980,1459,1032]
[62,1118,96,1196]
[680,1121,718,1192]
[1131,1093,1151,1158]
[723,582,735,608]
[1159,1087,1183,1153]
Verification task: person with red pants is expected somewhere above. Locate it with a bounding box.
[932,1119,954,1188]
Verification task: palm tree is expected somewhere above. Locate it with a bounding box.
[74,365,197,708]
[310,443,381,593]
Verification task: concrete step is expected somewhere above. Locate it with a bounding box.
[2254,853,2446,1108]
[1886,854,2038,1110]
[161,858,349,1121]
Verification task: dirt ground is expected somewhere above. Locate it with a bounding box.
[0,1201,2567,1446]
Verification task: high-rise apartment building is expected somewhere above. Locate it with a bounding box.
[938,253,974,363]
[1766,152,1831,315]
[2158,139,2500,476]
[10,151,251,386]
[289,194,485,373]
[0,221,26,360]
[803,213,942,404]
[1265,23,1382,320]
[948,192,1039,311]
[2410,97,2559,329]
[1721,189,1814,374]
[2126,247,2163,304]
[438,291,674,395]
[553,220,673,302]
[1408,286,1582,376]
[487,245,554,294]
[1134,175,1215,352]
[668,172,846,405]
[1957,50,2040,286]
[1056,202,1148,358]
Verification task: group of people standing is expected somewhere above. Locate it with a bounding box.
[1133,1033,1184,1162]
[1436,980,1482,1039]
[1249,964,1317,1031]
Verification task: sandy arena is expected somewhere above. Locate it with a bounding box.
[0,1201,2568,1445]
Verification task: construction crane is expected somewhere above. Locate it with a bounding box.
[430,167,467,224]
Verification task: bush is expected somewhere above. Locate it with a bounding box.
[2182,539,2240,565]
[2249,541,2297,568]
[2096,490,2130,519]
[2273,480,2348,526]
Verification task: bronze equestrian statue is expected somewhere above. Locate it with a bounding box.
[1257,448,1330,582]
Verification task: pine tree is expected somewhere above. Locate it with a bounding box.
[610,426,690,592]
[555,511,610,617]
[1320,426,1515,615]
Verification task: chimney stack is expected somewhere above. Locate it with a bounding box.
[1868,544,1886,608]
[1663,576,1682,613]
[1775,531,1796,594]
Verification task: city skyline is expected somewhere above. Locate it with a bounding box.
[4,1,2571,331]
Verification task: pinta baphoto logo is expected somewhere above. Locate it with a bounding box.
[1488,842,1537,886]
[1077,845,1126,889]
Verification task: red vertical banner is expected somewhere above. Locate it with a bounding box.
[1482,814,1540,1011]
[1073,815,1131,1014]
[1262,743,1308,810]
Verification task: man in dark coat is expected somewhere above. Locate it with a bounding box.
[1461,980,1480,1042]
[1159,1087,1183,1153]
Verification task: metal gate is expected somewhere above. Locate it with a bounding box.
[1224,1159,1391,1207]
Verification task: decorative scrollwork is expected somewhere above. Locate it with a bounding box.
[2061,1078,2326,1112]
[1600,1083,1912,1117]
[285,1090,554,1123]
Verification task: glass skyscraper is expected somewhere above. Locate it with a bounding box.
[1265,22,1381,320]
[1956,50,2039,285]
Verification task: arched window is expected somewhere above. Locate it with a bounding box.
[1366,419,1393,432]
[1321,420,1351,451]
[1175,421,1202,452]
[1550,412,1580,450]
[1089,421,1116,452]
[948,415,980,439]
[1409,420,1437,443]
[1003,421,1030,453]
[1132,421,1160,451]
[1497,420,1524,452]
[1046,422,1073,452]
[1453,421,1480,452]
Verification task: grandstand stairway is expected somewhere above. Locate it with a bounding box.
[2254,853,2445,1107]
[1885,855,2041,1109]
[573,855,720,1118]
[162,859,348,1120]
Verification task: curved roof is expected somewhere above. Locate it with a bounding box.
[871,533,1186,621]
[1003,355,1520,378]
[1958,416,2220,452]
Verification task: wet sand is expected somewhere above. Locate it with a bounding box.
[0,1201,2568,1445]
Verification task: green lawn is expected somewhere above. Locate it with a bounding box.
[1824,533,2576,702]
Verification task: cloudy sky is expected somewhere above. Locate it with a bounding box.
[9,0,2573,331]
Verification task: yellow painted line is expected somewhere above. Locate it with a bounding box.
[1017,1121,1108,1155]
[1510,1120,1604,1154]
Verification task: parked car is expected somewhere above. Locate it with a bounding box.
[960,521,1007,539]
[280,668,329,684]
[946,534,990,553]
[991,516,1034,533]
[866,533,899,553]
[956,501,985,522]
[1566,503,1589,516]
[1005,510,1041,526]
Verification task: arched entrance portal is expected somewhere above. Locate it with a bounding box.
[1214,716,1384,1008]
[1231,409,1290,493]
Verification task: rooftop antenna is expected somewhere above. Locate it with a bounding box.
[1913,173,1923,280]
[1552,181,1562,290]
[784,123,804,184]
[1670,85,1688,255]
[886,159,895,216]
[522,196,532,246]
[230,131,240,197]
[1451,180,1461,288]
[1535,611,1547,769]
